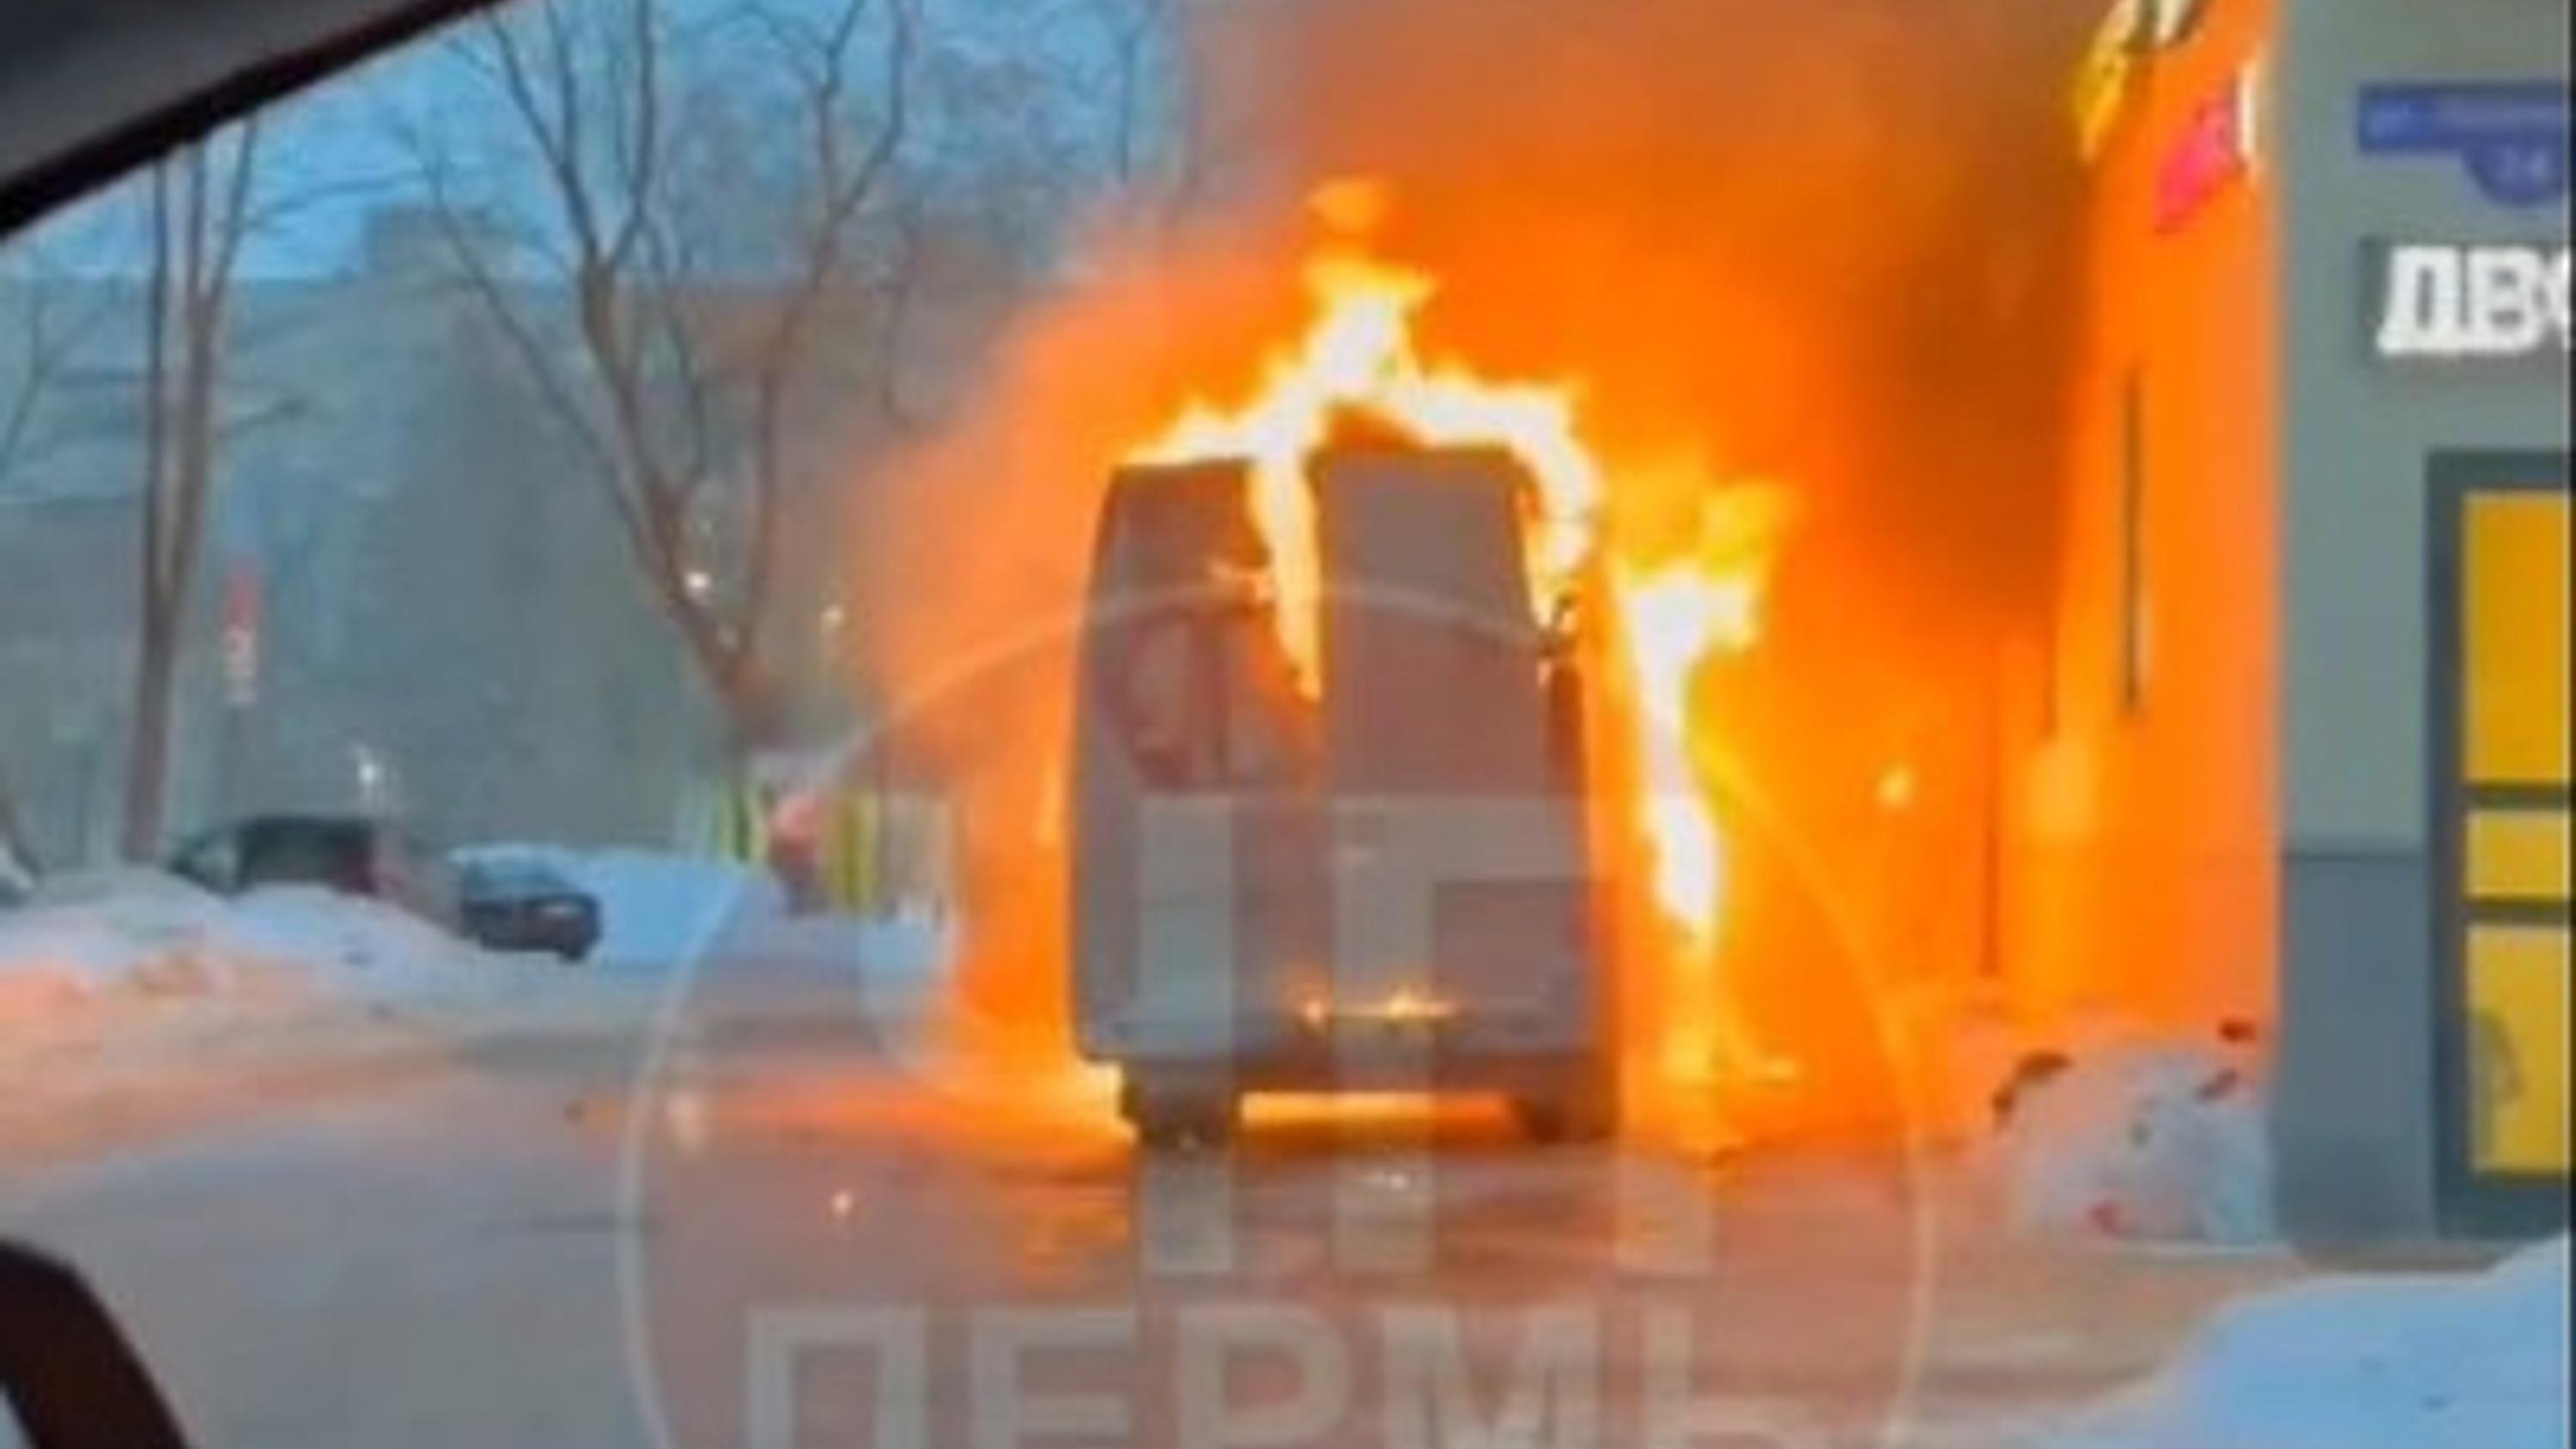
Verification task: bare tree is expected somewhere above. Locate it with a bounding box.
[406,0,920,759]
[122,123,263,860]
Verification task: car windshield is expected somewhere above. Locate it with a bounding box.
[236,819,372,887]
[2,2,2568,1447]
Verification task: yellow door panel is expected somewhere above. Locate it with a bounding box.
[2463,493,2571,788]
[2467,808,2573,903]
[2466,924,2571,1176]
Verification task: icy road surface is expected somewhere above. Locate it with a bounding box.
[3,942,2304,1449]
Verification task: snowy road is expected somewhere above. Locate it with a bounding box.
[2,947,2289,1449]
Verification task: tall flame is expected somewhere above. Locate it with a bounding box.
[1136,252,1601,694]
[1618,564,1757,933]
[1612,484,1791,945]
[1611,488,1791,1099]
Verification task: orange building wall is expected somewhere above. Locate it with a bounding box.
[2005,0,2281,1043]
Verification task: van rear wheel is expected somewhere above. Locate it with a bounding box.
[1121,1072,1236,1151]
[1514,1061,1617,1144]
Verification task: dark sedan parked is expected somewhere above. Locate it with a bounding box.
[169,814,460,929]
[456,858,600,963]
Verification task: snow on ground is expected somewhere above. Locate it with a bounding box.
[1991,1038,2275,1245]
[0,868,669,1172]
[0,870,494,1028]
[2026,1236,2571,1449]
[226,886,486,988]
[1,870,278,1025]
[3,849,953,1038]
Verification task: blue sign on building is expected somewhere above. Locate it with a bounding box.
[2359,82,2571,210]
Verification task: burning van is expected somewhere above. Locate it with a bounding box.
[1071,444,1616,1148]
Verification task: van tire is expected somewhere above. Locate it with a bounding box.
[1515,1060,1617,1144]
[1122,1073,1236,1151]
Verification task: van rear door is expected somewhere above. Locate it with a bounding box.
[1072,463,1324,1057]
[1314,448,1597,1037]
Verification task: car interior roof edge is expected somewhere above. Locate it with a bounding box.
[0,0,504,237]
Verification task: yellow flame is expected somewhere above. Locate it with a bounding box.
[1615,566,1753,931]
[1607,487,1788,945]
[1136,252,1600,693]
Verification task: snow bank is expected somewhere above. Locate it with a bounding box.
[0,872,487,1027]
[0,871,262,1019]
[2032,1237,2571,1449]
[1996,1040,2274,1245]
[225,886,477,988]
[456,846,785,967]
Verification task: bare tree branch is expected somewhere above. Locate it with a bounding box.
[208,119,263,295]
[0,773,39,879]
[139,160,171,630]
[607,0,660,269]
[485,6,607,267]
[871,201,927,430]
[410,142,650,564]
[738,0,917,640]
[0,265,106,486]
[1106,0,1170,184]
[237,167,405,237]
[218,391,316,445]
[123,125,262,856]
[411,0,943,754]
